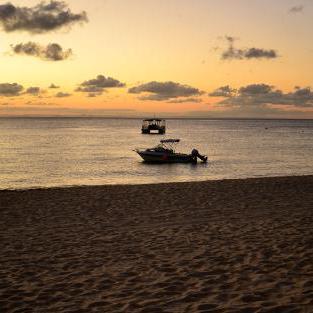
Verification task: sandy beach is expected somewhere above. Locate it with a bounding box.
[1,175,313,313]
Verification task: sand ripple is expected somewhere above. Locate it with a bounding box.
[1,176,313,312]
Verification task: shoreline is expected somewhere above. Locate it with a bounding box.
[1,175,313,312]
[1,174,313,192]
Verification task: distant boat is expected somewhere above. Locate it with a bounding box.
[135,139,207,163]
[141,118,166,134]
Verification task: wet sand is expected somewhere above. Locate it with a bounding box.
[1,176,313,313]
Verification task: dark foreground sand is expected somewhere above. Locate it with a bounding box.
[1,176,313,313]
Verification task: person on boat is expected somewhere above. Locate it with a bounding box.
[191,148,199,156]
[192,148,208,163]
[191,148,199,162]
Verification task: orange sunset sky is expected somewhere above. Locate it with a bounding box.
[1,0,313,118]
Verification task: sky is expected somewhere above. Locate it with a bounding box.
[0,0,313,118]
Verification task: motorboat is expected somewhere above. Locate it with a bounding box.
[135,139,207,163]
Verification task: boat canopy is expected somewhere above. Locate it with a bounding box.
[160,139,180,143]
[143,118,164,122]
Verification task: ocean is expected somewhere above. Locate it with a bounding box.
[0,117,312,189]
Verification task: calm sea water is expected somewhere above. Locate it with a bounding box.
[0,118,312,189]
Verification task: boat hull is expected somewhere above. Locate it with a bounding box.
[137,151,196,163]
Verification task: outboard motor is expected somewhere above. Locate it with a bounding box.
[191,149,208,163]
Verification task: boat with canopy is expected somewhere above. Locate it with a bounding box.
[141,119,166,134]
[135,139,207,163]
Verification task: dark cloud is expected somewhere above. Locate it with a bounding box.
[25,86,41,95]
[11,42,72,61]
[221,36,278,60]
[49,83,60,89]
[80,75,125,89]
[55,91,71,97]
[215,84,313,108]
[129,81,202,101]
[290,87,313,106]
[209,85,236,97]
[0,1,87,34]
[0,83,23,96]
[239,84,273,95]
[244,48,277,59]
[76,75,126,97]
[289,5,304,13]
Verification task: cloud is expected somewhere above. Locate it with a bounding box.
[129,81,202,101]
[289,5,304,13]
[11,42,72,61]
[244,48,277,59]
[55,91,71,97]
[26,100,56,106]
[167,97,203,103]
[49,83,60,89]
[213,83,313,108]
[0,83,23,96]
[25,86,42,95]
[0,1,87,34]
[76,75,126,97]
[239,84,273,95]
[87,92,101,98]
[221,36,278,60]
[209,85,236,97]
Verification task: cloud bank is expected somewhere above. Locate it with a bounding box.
[0,1,87,34]
[211,83,313,108]
[11,42,72,61]
[129,81,202,101]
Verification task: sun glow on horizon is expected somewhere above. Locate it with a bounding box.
[0,0,313,118]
